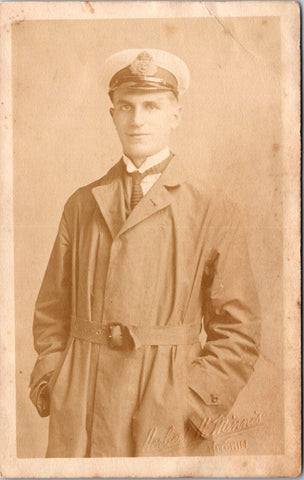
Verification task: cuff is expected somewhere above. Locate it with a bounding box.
[188,364,235,411]
[29,371,53,417]
[29,351,63,390]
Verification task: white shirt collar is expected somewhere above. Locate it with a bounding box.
[122,146,170,174]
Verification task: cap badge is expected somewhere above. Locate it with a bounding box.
[130,51,158,76]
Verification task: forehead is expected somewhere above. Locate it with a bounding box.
[112,89,175,105]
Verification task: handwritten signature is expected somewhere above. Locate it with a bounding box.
[143,411,262,453]
[193,410,263,438]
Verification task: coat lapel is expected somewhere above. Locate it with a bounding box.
[118,154,186,236]
[92,155,187,239]
[92,160,126,239]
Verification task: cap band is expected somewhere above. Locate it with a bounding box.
[109,65,178,95]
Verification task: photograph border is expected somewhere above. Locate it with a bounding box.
[0,1,301,477]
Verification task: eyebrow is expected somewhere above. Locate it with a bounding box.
[116,99,133,106]
[115,98,164,106]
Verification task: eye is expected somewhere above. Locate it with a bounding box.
[145,103,159,111]
[119,104,132,111]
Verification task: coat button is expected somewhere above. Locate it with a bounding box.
[211,394,218,403]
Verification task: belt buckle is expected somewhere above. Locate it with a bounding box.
[108,323,128,350]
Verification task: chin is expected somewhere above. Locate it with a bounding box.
[125,145,157,160]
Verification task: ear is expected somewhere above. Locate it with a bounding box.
[170,104,182,130]
[109,107,114,119]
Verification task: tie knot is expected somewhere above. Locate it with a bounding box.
[127,153,173,181]
[126,153,173,212]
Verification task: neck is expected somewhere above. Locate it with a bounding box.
[124,146,170,170]
[130,157,146,169]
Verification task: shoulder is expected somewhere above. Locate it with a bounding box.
[63,160,123,213]
[182,168,238,221]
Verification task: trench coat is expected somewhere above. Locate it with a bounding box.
[30,154,261,457]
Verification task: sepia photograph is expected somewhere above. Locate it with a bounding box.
[0,1,301,477]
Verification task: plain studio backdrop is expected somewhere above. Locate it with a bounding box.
[12,17,283,458]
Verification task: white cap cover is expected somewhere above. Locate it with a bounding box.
[102,48,190,97]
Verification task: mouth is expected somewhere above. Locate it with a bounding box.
[127,133,150,137]
[126,133,151,143]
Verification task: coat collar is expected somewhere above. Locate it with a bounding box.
[92,154,187,239]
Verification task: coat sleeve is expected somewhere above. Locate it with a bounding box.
[29,205,72,415]
[187,203,261,437]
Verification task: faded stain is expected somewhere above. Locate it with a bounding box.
[10,12,26,26]
[272,143,280,153]
[12,19,25,26]
[85,1,95,14]
[164,23,177,35]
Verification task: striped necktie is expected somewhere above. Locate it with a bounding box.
[128,154,172,210]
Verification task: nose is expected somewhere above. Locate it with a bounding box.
[131,106,145,127]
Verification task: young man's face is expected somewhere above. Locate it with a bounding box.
[110,89,181,166]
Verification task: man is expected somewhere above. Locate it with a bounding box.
[30,48,261,457]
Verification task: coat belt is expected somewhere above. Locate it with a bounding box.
[70,316,201,349]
